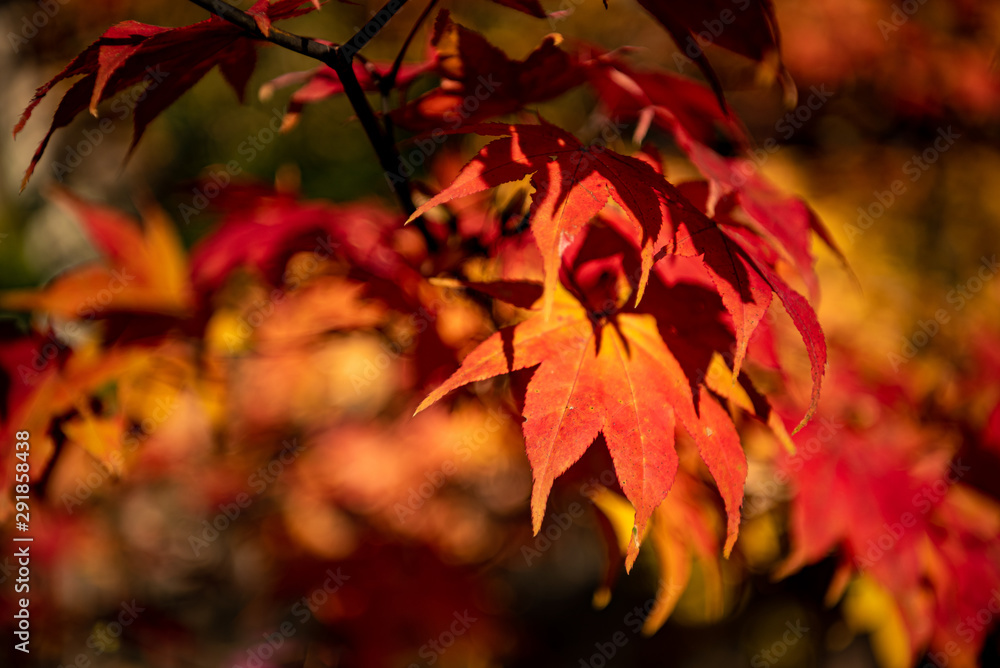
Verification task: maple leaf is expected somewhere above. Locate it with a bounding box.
[0,188,191,320]
[591,472,725,631]
[415,279,746,562]
[671,129,848,299]
[394,11,591,132]
[587,54,748,148]
[187,183,422,303]
[771,361,1000,665]
[677,182,827,428]
[13,0,318,189]
[781,405,1000,665]
[260,11,591,133]
[262,59,431,132]
[626,0,793,109]
[409,121,826,429]
[586,58,846,299]
[0,343,169,496]
[407,120,675,319]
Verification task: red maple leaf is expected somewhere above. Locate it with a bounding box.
[13,0,318,189]
[628,0,792,109]
[408,121,826,428]
[396,11,590,131]
[413,221,767,564]
[262,58,432,132]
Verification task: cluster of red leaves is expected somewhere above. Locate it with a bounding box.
[12,0,325,190]
[765,345,1000,667]
[8,0,817,597]
[9,1,999,666]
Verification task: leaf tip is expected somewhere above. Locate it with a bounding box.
[723,531,737,559]
[624,526,641,572]
[632,280,646,308]
[530,488,550,536]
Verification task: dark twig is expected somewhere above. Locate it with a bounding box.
[189,0,334,60]
[385,0,438,91]
[341,0,414,61]
[186,0,417,215]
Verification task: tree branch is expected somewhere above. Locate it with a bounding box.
[188,0,334,61]
[341,0,413,61]
[186,0,417,216]
[385,0,437,91]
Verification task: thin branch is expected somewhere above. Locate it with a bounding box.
[385,0,438,91]
[188,0,335,61]
[327,56,418,214]
[341,0,414,61]
[186,0,417,215]
[373,0,436,165]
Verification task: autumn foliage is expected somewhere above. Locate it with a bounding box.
[2,0,1000,667]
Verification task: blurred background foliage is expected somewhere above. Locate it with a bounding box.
[2,0,1000,667]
